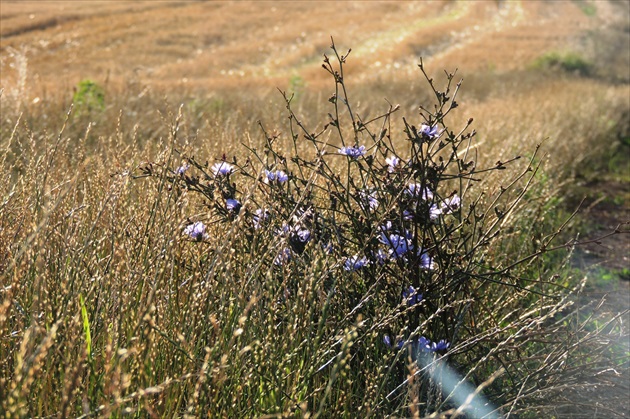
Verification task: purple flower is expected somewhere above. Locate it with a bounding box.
[175,163,189,175]
[274,248,292,266]
[419,124,441,139]
[403,286,423,306]
[183,221,207,241]
[295,228,311,243]
[226,198,241,212]
[276,223,291,237]
[379,221,394,231]
[211,161,234,177]
[380,233,413,259]
[265,169,288,184]
[441,195,460,213]
[284,225,310,254]
[359,190,379,211]
[418,251,435,270]
[405,183,433,200]
[339,145,366,159]
[344,255,369,271]
[386,155,401,173]
[429,204,443,222]
[276,171,289,183]
[418,336,450,352]
[383,335,393,347]
[253,208,269,229]
[372,248,389,265]
[429,195,460,221]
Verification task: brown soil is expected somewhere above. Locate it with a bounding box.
[573,176,630,272]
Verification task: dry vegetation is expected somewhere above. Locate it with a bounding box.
[1,0,629,417]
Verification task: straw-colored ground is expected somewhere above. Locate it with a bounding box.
[1,0,627,96]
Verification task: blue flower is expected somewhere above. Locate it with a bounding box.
[386,335,450,354]
[339,145,366,159]
[372,248,389,265]
[380,233,413,259]
[429,204,443,222]
[383,335,393,347]
[428,194,461,222]
[265,169,288,184]
[282,225,310,254]
[383,335,405,350]
[402,286,423,306]
[276,171,289,183]
[211,161,234,177]
[419,124,441,139]
[226,198,241,212]
[431,339,450,352]
[274,248,292,266]
[426,194,461,222]
[252,208,269,229]
[418,251,435,270]
[418,336,450,352]
[441,194,460,213]
[359,190,379,211]
[405,183,433,200]
[175,163,189,175]
[295,228,311,243]
[276,224,291,237]
[379,221,394,231]
[418,336,432,351]
[183,221,207,241]
[386,155,401,172]
[344,255,369,271]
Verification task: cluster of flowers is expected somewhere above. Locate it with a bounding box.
[179,123,454,353]
[179,160,307,267]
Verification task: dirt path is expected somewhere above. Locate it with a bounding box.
[564,150,630,417]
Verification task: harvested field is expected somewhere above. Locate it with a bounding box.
[1,1,627,95]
